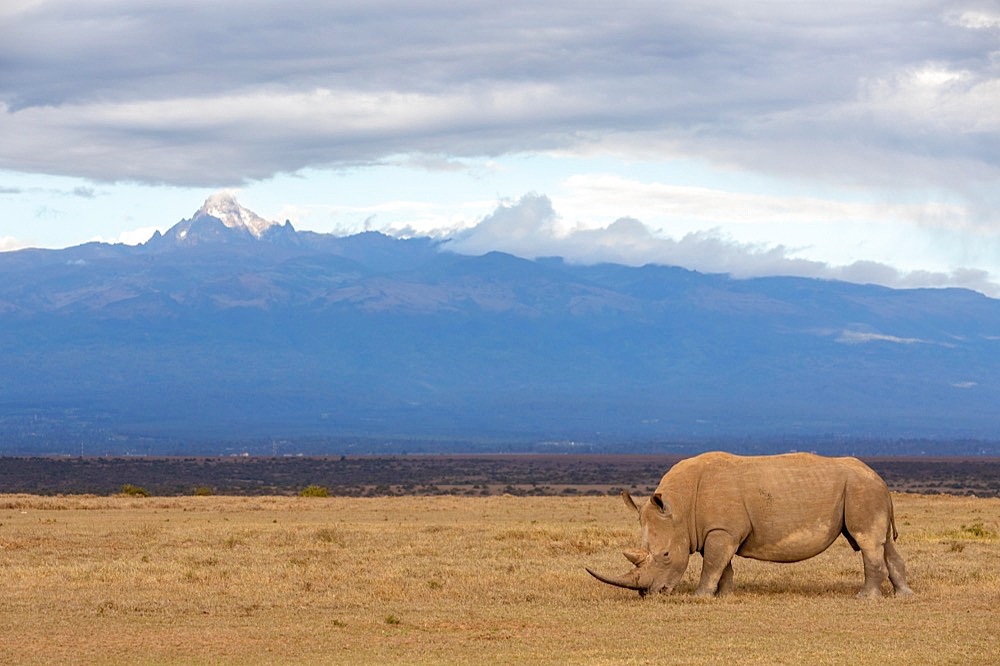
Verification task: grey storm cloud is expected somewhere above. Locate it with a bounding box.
[0,0,998,200]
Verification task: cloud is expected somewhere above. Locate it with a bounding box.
[836,331,930,345]
[445,194,1000,296]
[946,9,1000,30]
[115,226,162,246]
[0,236,27,252]
[86,226,163,246]
[0,0,997,205]
[446,194,559,256]
[837,263,999,295]
[446,193,812,276]
[0,84,589,185]
[557,174,969,230]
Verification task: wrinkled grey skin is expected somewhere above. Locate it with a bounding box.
[588,452,913,599]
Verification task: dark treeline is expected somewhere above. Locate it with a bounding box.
[1,455,998,498]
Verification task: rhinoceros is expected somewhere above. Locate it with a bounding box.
[587,451,913,598]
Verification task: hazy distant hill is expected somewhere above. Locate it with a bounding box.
[2,195,999,455]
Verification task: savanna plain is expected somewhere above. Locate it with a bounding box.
[1,490,998,664]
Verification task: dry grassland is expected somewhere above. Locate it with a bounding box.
[1,492,998,665]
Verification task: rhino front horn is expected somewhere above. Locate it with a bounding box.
[586,567,647,596]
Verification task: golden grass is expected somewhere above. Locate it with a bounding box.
[1,492,997,665]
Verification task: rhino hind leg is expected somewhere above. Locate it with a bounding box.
[855,539,889,599]
[717,562,735,596]
[848,515,913,598]
[841,527,860,552]
[884,540,914,597]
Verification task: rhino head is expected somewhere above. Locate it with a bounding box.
[587,490,691,596]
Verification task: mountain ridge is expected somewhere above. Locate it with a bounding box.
[2,195,999,455]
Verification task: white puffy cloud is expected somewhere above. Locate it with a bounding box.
[0,236,27,252]
[116,226,163,246]
[446,193,812,276]
[446,194,1000,296]
[946,8,1000,30]
[83,226,164,246]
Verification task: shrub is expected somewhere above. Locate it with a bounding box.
[944,519,997,541]
[299,484,329,497]
[120,484,150,497]
[193,486,214,496]
[961,520,996,539]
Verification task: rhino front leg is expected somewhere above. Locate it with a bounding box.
[695,530,739,597]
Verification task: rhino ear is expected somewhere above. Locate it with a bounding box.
[621,490,640,514]
[651,493,672,517]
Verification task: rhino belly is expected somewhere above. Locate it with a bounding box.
[736,512,844,563]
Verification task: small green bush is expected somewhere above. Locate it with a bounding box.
[944,520,997,542]
[961,521,996,539]
[299,484,329,497]
[193,486,214,496]
[120,484,150,497]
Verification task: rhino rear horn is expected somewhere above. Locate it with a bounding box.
[623,549,648,566]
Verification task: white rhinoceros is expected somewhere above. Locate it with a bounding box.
[588,451,913,598]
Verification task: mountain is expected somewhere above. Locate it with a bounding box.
[2,195,999,456]
[148,191,297,248]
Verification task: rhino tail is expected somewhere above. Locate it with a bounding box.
[889,495,899,542]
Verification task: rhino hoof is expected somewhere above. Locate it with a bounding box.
[854,588,883,600]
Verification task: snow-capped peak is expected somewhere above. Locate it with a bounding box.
[195,191,277,238]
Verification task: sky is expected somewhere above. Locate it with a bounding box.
[2,1,999,294]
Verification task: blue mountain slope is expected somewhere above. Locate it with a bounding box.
[1,211,999,454]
